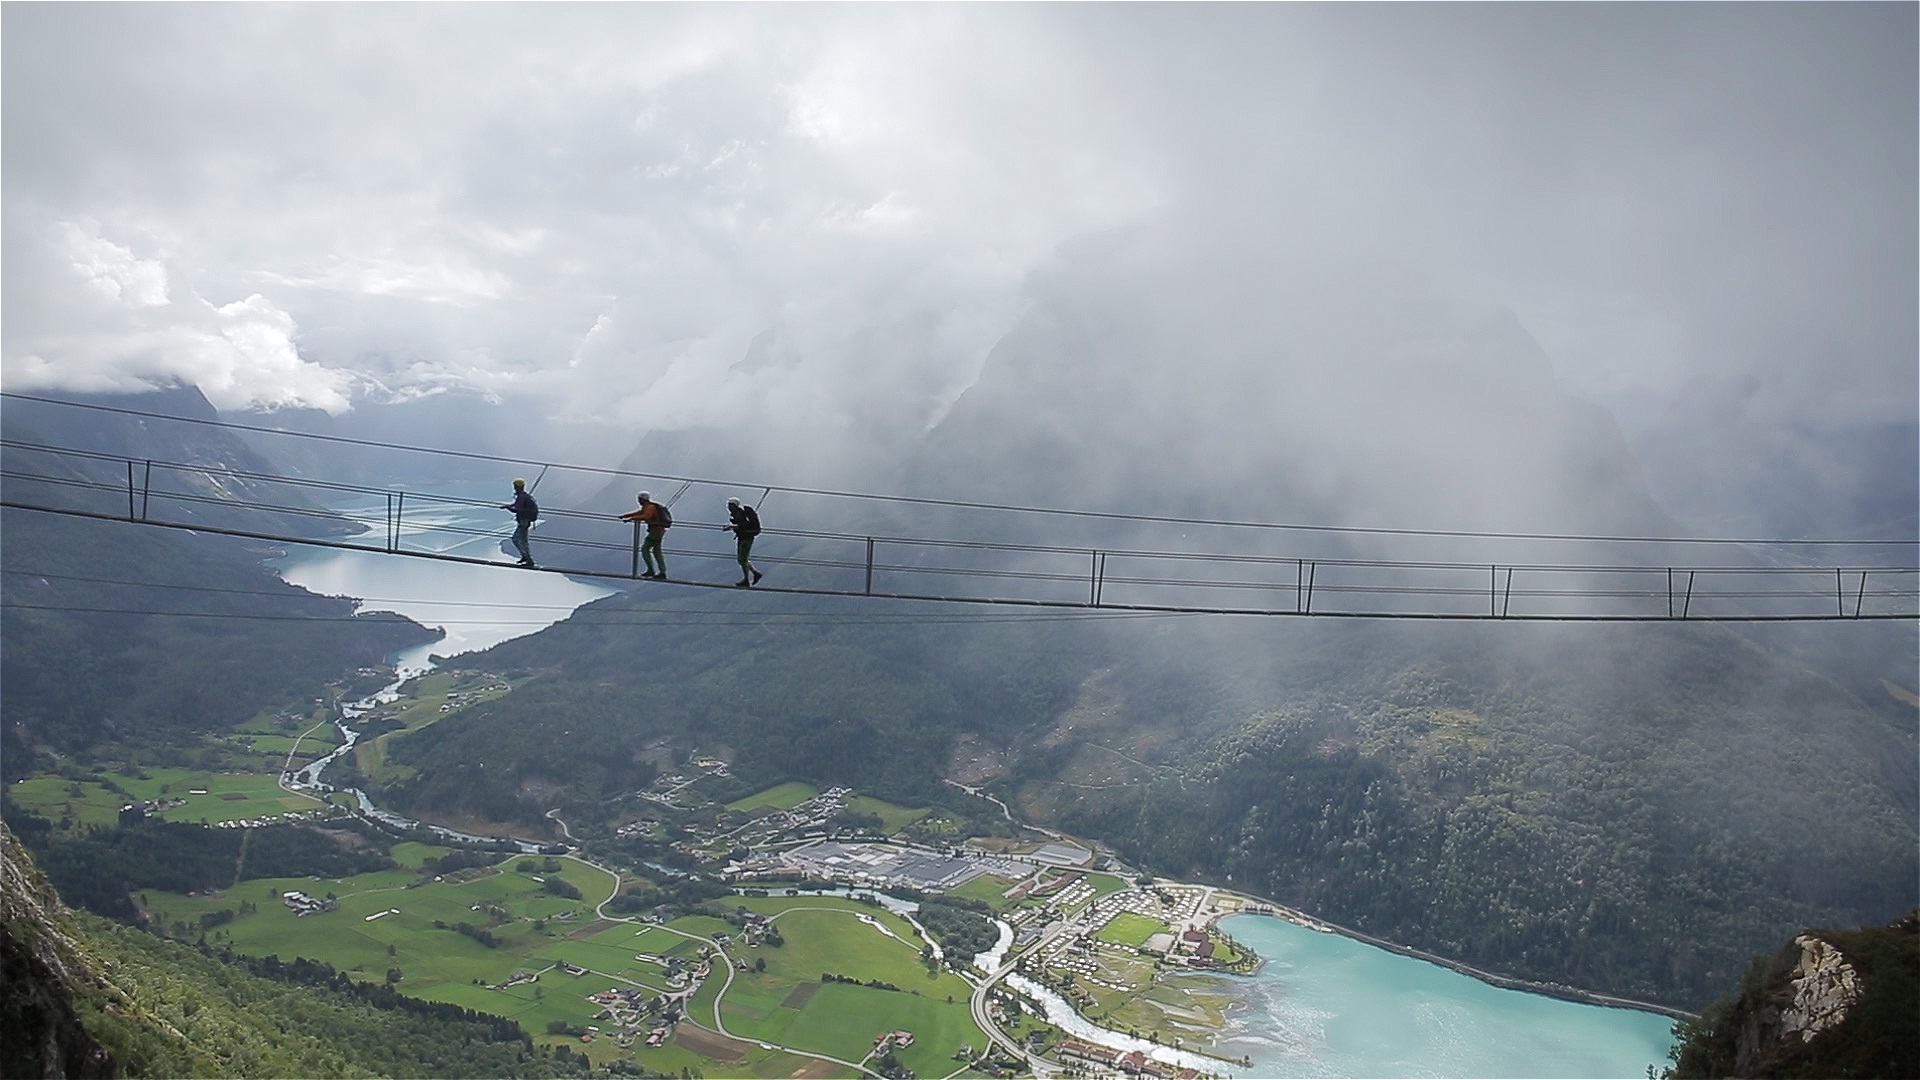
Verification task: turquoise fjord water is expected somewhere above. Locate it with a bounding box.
[1212,914,1676,1079]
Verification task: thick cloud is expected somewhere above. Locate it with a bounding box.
[3,5,1912,531]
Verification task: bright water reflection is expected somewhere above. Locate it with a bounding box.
[274,488,616,673]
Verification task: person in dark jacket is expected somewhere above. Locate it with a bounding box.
[502,478,538,567]
[620,491,670,579]
[725,497,764,587]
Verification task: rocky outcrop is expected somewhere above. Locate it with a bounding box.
[1779,935,1861,1042]
[1668,911,1919,1079]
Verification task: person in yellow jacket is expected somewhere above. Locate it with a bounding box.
[620,492,671,579]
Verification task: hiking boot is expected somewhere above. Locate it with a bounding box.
[641,572,659,579]
[518,558,536,568]
[751,569,764,585]
[734,578,751,588]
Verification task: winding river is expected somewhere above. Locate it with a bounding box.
[272,489,616,845]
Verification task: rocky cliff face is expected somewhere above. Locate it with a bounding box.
[1668,911,1919,1078]
[0,820,117,1078]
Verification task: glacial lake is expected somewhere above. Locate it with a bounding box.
[1211,914,1677,1078]
[272,488,616,672]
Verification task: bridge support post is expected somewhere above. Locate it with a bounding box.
[141,460,152,521]
[865,537,875,595]
[126,461,135,521]
[1855,570,1869,618]
[631,521,641,578]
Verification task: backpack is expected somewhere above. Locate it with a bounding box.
[654,502,673,529]
[518,493,539,521]
[737,505,761,537]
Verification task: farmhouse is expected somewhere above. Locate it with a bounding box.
[279,890,336,917]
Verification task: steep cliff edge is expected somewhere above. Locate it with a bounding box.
[1,819,188,1078]
[1666,910,1919,1078]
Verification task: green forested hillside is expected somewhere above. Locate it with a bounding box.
[378,587,1916,1011]
[0,508,432,777]
[1091,622,1916,1007]
[376,591,1082,824]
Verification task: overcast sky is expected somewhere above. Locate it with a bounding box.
[4,4,1913,473]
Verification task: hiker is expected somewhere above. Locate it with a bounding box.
[725,497,764,587]
[501,478,538,567]
[620,491,671,579]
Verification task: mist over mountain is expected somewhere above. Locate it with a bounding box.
[1,5,1913,1071]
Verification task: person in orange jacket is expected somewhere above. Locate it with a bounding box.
[620,492,671,579]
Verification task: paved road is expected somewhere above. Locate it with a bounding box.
[969,916,1080,1079]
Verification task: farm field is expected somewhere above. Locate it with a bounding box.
[946,873,1025,910]
[720,896,985,1076]
[727,781,818,813]
[10,767,325,827]
[1095,911,1170,948]
[138,853,628,1042]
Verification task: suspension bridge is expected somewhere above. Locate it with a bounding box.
[1,393,1915,623]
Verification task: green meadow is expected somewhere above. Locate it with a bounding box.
[726,781,818,813]
[137,855,987,1074]
[946,873,1025,910]
[1094,911,1169,948]
[719,897,985,1076]
[10,768,324,827]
